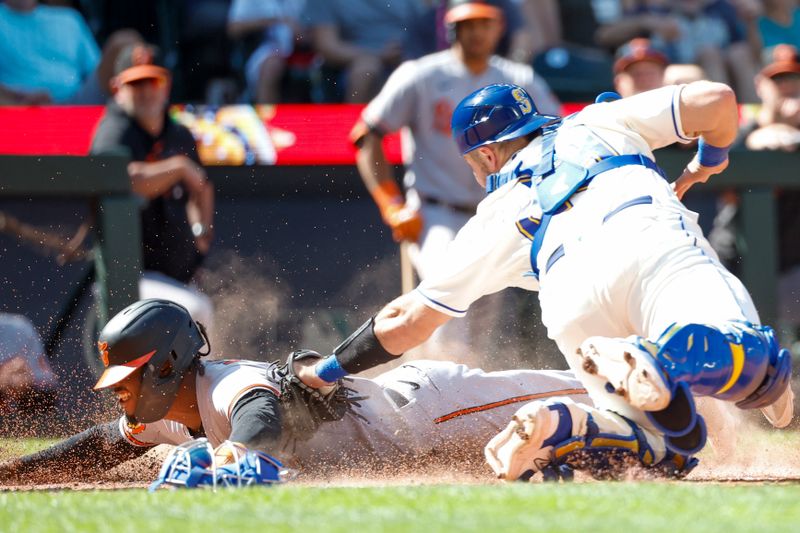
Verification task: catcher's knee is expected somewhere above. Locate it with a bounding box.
[654,321,791,408]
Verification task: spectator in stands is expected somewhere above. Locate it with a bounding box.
[758,0,800,52]
[227,0,307,103]
[740,44,800,339]
[596,0,760,102]
[89,44,214,330]
[517,0,616,101]
[510,0,561,63]
[746,44,800,149]
[613,37,708,97]
[303,0,425,102]
[0,0,140,105]
[612,37,669,96]
[0,314,58,418]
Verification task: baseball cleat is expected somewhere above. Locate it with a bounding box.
[577,337,672,411]
[484,401,561,481]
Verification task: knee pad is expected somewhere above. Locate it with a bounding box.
[654,322,773,403]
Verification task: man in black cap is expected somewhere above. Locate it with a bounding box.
[90,43,215,329]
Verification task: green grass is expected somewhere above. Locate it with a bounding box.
[2,433,799,532]
[1,483,799,533]
[0,438,57,459]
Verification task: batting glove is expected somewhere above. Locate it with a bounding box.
[370,180,423,243]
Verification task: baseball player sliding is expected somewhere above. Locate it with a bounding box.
[1,299,694,486]
[297,81,794,480]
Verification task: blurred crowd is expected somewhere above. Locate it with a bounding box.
[2,0,800,105]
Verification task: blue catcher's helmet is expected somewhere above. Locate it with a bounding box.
[451,83,560,154]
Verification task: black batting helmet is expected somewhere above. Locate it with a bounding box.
[94,299,209,424]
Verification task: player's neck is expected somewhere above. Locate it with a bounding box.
[164,369,202,431]
[453,46,490,76]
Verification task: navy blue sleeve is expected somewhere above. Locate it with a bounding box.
[228,388,283,452]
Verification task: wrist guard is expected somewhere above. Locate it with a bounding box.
[334,316,398,373]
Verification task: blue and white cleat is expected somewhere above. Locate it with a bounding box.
[484,398,698,481]
[577,336,673,412]
[484,400,564,480]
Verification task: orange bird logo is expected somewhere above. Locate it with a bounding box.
[97,341,109,367]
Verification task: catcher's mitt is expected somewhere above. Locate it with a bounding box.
[270,350,363,440]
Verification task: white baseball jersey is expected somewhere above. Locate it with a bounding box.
[118,359,588,466]
[362,49,560,208]
[415,84,758,426]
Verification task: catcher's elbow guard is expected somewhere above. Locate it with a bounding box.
[331,316,398,374]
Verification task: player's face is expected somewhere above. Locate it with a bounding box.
[464,147,496,186]
[112,367,143,419]
[760,73,800,125]
[615,61,665,98]
[115,77,170,122]
[455,17,504,59]
[776,75,800,126]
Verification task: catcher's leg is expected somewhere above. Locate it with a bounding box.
[576,321,793,440]
[484,397,699,482]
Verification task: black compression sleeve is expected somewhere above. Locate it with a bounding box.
[228,389,282,452]
[333,316,399,373]
[0,420,150,484]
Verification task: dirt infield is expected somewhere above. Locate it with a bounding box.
[2,424,800,492]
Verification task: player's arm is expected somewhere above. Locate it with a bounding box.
[227,389,283,452]
[373,292,452,354]
[351,125,422,243]
[296,294,450,388]
[312,25,374,66]
[127,154,209,200]
[0,83,51,105]
[0,421,151,484]
[673,81,739,199]
[182,142,215,253]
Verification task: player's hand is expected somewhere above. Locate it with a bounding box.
[673,154,728,200]
[383,204,423,243]
[292,357,337,394]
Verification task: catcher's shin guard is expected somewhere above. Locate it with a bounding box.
[576,335,708,450]
[653,322,792,409]
[484,398,698,482]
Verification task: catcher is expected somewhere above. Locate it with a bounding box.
[0,299,697,486]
